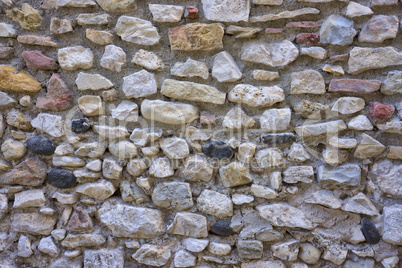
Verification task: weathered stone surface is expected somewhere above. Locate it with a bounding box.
[354,134,386,159]
[296,33,319,45]
[152,182,193,210]
[291,70,325,94]
[75,142,107,158]
[254,148,285,169]
[226,25,263,38]
[22,51,58,70]
[116,16,160,45]
[42,0,96,8]
[169,23,224,51]
[0,65,41,93]
[149,4,184,22]
[257,203,314,229]
[78,96,103,116]
[304,190,341,209]
[331,97,365,115]
[260,108,291,132]
[381,71,402,95]
[197,189,233,218]
[53,155,85,167]
[76,179,116,200]
[1,139,26,161]
[62,234,105,248]
[38,236,59,257]
[133,244,171,267]
[317,163,361,187]
[369,160,402,198]
[271,239,300,261]
[111,101,138,122]
[383,205,402,245]
[361,218,381,244]
[122,70,157,99]
[219,162,253,188]
[58,46,93,70]
[322,244,348,265]
[301,47,327,59]
[342,193,378,216]
[168,212,208,238]
[14,189,46,208]
[369,102,394,121]
[100,45,126,72]
[86,29,113,45]
[50,18,73,34]
[161,79,225,104]
[237,143,256,163]
[171,58,208,79]
[76,72,113,91]
[97,0,136,12]
[203,140,233,159]
[387,146,402,159]
[295,120,347,137]
[237,240,263,259]
[37,74,73,111]
[348,115,373,131]
[174,250,196,268]
[345,1,373,18]
[251,184,277,199]
[252,70,279,81]
[329,79,381,94]
[208,242,232,255]
[294,100,328,119]
[77,13,111,25]
[180,155,213,182]
[149,157,174,178]
[223,106,255,130]
[12,213,56,235]
[159,137,189,160]
[84,249,124,268]
[17,235,32,258]
[322,64,344,76]
[108,140,137,160]
[348,47,402,74]
[320,15,356,45]
[359,15,399,43]
[286,21,319,29]
[47,168,77,189]
[132,49,164,70]
[371,0,398,6]
[283,166,314,184]
[250,8,319,22]
[0,46,14,59]
[228,84,285,107]
[0,158,46,186]
[68,207,93,232]
[210,220,234,236]
[202,0,250,22]
[241,40,298,67]
[0,23,15,37]
[6,4,42,30]
[287,143,310,162]
[212,51,242,82]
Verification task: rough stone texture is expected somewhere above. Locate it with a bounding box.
[141,99,198,125]
[12,213,56,235]
[171,58,208,79]
[37,74,73,111]
[320,15,357,45]
[57,46,93,70]
[133,244,171,267]
[228,84,285,107]
[291,70,325,94]
[381,70,402,95]
[202,0,250,22]
[329,79,381,94]
[115,16,159,46]
[149,4,184,22]
[152,182,193,210]
[348,47,402,74]
[317,164,361,187]
[257,203,314,229]
[212,51,242,82]
[250,8,319,22]
[382,205,402,245]
[219,162,253,188]
[0,65,41,93]
[197,190,233,218]
[167,212,208,238]
[122,70,157,98]
[359,15,399,43]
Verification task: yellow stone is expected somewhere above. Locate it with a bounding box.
[6,3,42,30]
[0,65,41,93]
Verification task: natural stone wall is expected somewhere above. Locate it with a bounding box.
[0,0,401,267]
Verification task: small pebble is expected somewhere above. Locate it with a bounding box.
[27,136,56,155]
[71,118,91,133]
[19,96,31,106]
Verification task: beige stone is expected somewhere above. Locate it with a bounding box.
[228,84,284,107]
[61,234,106,248]
[141,99,198,125]
[132,49,164,70]
[115,16,160,46]
[76,179,116,200]
[12,213,56,235]
[96,0,136,12]
[78,95,104,116]
[250,8,319,22]
[223,106,255,129]
[348,47,402,74]
[219,162,253,188]
[291,70,326,94]
[86,29,113,45]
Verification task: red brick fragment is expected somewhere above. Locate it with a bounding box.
[186,6,199,19]
[329,79,381,94]
[369,102,394,121]
[330,54,349,63]
[285,21,320,30]
[295,33,319,45]
[22,51,58,70]
[265,28,283,34]
[36,74,73,111]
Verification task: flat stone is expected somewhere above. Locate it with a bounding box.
[182,238,209,253]
[53,156,85,167]
[300,47,327,59]
[208,242,231,256]
[86,29,113,45]
[22,51,58,70]
[223,106,255,129]
[115,16,160,46]
[322,64,345,76]
[149,157,174,178]
[237,240,263,259]
[0,65,41,93]
[50,18,73,34]
[228,84,285,107]
[237,143,256,163]
[253,0,283,5]
[171,58,209,79]
[371,0,398,7]
[286,21,319,29]
[32,113,64,137]
[58,46,93,70]
[320,15,356,45]
[304,190,341,209]
[241,261,286,268]
[291,69,325,94]
[348,115,373,131]
[62,234,105,248]
[42,0,96,8]
[226,25,263,38]
[0,23,15,37]
[260,108,291,132]
[361,218,381,244]
[169,23,224,51]
[348,46,402,74]
[77,13,111,25]
[254,148,285,169]
[283,166,314,183]
[122,70,157,98]
[257,203,314,229]
[299,243,321,264]
[6,4,41,30]
[294,100,328,119]
[331,97,365,115]
[111,100,138,122]
[76,72,113,91]
[381,70,402,95]
[241,40,298,67]
[37,74,73,111]
[346,2,373,18]
[383,205,402,245]
[387,146,402,160]
[250,184,278,199]
[202,0,249,22]
[14,189,46,208]
[84,249,124,268]
[174,250,196,268]
[161,79,226,104]
[329,79,381,94]
[0,157,45,186]
[287,143,310,163]
[133,244,171,267]
[295,120,347,137]
[97,0,136,12]
[329,137,357,149]
[100,45,126,72]
[17,235,32,258]
[219,162,253,188]
[27,136,56,155]
[132,49,164,70]
[102,158,122,180]
[271,239,300,261]
[167,212,208,238]
[197,189,233,218]
[359,15,398,43]
[342,193,378,216]
[322,244,348,265]
[250,8,319,22]
[12,213,56,235]
[76,179,116,200]
[149,4,184,22]
[142,99,198,125]
[180,155,213,182]
[71,118,91,133]
[369,102,394,121]
[354,133,386,159]
[78,95,103,116]
[252,70,279,81]
[152,182,193,210]
[317,163,361,187]
[212,51,242,82]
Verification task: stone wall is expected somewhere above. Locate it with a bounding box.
[0,0,401,267]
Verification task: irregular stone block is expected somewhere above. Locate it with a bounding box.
[115,16,160,46]
[250,8,319,22]
[329,79,381,94]
[0,65,41,93]
[197,189,233,218]
[317,163,361,187]
[152,182,193,210]
[291,69,325,95]
[58,46,93,70]
[84,248,124,268]
[12,213,56,235]
[228,84,285,107]
[202,0,250,22]
[257,203,314,229]
[219,162,253,188]
[149,4,184,22]
[167,212,208,238]
[320,15,356,45]
[359,15,399,43]
[141,99,198,125]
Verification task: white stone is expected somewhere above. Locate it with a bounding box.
[295,120,347,137]
[149,157,174,178]
[174,250,196,268]
[232,194,254,205]
[180,154,213,182]
[287,143,310,163]
[226,25,263,38]
[86,159,102,171]
[354,133,386,159]
[255,148,285,169]
[96,0,136,12]
[322,64,345,76]
[197,189,233,218]
[270,172,282,190]
[78,95,103,116]
[260,108,291,132]
[93,125,129,140]
[115,16,160,46]
[132,244,171,267]
[381,70,402,95]
[342,193,378,216]
[171,58,209,79]
[322,244,348,265]
[12,213,56,235]
[212,51,242,82]
[57,46,93,70]
[381,256,399,268]
[75,72,113,91]
[38,236,59,257]
[331,97,365,115]
[149,4,184,22]
[223,106,255,130]
[167,212,208,238]
[283,166,314,184]
[271,239,300,261]
[132,49,164,70]
[304,190,341,209]
[251,184,277,199]
[182,238,209,253]
[320,15,357,46]
[0,23,15,37]
[208,242,232,256]
[17,235,32,257]
[257,203,314,229]
[42,0,96,8]
[75,142,107,158]
[250,8,319,22]
[31,113,64,137]
[345,1,373,18]
[291,69,326,94]
[317,163,361,187]
[328,137,357,149]
[253,0,283,5]
[122,70,157,98]
[14,189,46,208]
[300,47,327,59]
[252,70,279,81]
[241,40,298,67]
[108,140,137,160]
[348,115,373,130]
[152,182,194,211]
[298,243,321,264]
[52,192,78,205]
[202,0,250,22]
[237,143,256,163]
[54,143,74,156]
[100,45,126,72]
[102,158,123,180]
[111,100,138,122]
[53,156,85,167]
[160,137,189,159]
[83,248,123,267]
[0,92,16,108]
[76,179,116,200]
[228,84,285,107]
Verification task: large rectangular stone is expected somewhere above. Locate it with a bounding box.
[12,213,56,235]
[317,164,361,187]
[329,79,381,94]
[295,120,347,137]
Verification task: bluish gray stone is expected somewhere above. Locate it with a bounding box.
[320,15,357,45]
[317,163,361,187]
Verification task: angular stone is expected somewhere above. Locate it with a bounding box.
[142,99,198,125]
[97,0,136,12]
[295,33,319,45]
[17,235,32,258]
[0,23,15,37]
[287,143,310,163]
[354,134,386,159]
[322,64,344,76]
[12,213,56,235]
[149,4,184,22]
[250,184,277,199]
[260,108,291,132]
[299,243,321,264]
[369,102,394,121]
[76,179,116,200]
[93,125,129,140]
[359,15,399,43]
[329,137,357,149]
[254,148,285,169]
[383,205,402,245]
[345,2,373,18]
[271,239,300,261]
[197,189,233,218]
[84,249,124,268]
[202,140,233,159]
[22,51,58,70]
[53,155,85,167]
[210,219,234,236]
[111,101,138,122]
[320,15,357,45]
[58,46,93,70]
[115,16,160,46]
[108,140,137,160]
[68,207,93,232]
[0,157,45,186]
[180,155,213,182]
[100,45,126,72]
[283,166,314,183]
[62,234,105,248]
[6,4,42,30]
[329,79,381,94]
[348,46,402,74]
[133,244,171,267]
[228,84,284,107]
[381,70,402,95]
[202,0,249,22]
[76,72,113,91]
[152,182,193,210]
[174,250,196,268]
[182,238,209,253]
[212,51,242,82]
[169,23,224,51]
[50,18,73,34]
[168,212,208,238]
[17,35,57,47]
[317,163,361,187]
[122,70,157,98]
[304,190,341,209]
[342,193,378,216]
[38,236,59,257]
[241,40,298,67]
[77,13,111,25]
[37,74,73,111]
[387,146,402,160]
[78,95,103,116]
[250,8,319,22]
[295,120,347,137]
[332,97,365,115]
[0,65,41,93]
[86,29,113,45]
[42,0,96,8]
[161,79,226,104]
[149,157,174,178]
[291,70,325,94]
[237,143,256,164]
[219,162,253,188]
[237,240,263,259]
[300,47,327,59]
[208,242,231,256]
[257,203,314,229]
[252,70,279,81]
[171,58,208,79]
[14,189,46,208]
[223,106,255,129]
[361,218,381,244]
[322,244,348,265]
[294,100,328,119]
[75,142,107,158]
[159,137,189,160]
[348,115,373,131]
[0,46,14,59]
[132,49,164,71]
[226,25,263,38]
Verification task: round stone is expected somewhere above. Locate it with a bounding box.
[47,168,77,189]
[71,118,90,133]
[210,220,234,236]
[27,136,56,155]
[361,218,381,244]
[202,140,233,160]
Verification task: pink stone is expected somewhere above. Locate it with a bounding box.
[186,6,199,19]
[17,35,58,47]
[371,0,398,7]
[0,158,46,186]
[22,51,58,70]
[295,33,319,45]
[329,79,381,94]
[200,111,216,125]
[36,74,73,111]
[265,28,283,34]
[285,21,320,30]
[369,102,394,121]
[330,54,349,63]
[68,207,93,232]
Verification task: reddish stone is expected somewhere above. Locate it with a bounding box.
[186,6,199,19]
[370,102,394,121]
[36,74,73,111]
[329,79,381,94]
[68,207,93,232]
[0,157,47,186]
[371,0,398,7]
[330,54,349,63]
[22,51,58,70]
[285,21,320,30]
[295,33,319,45]
[17,35,58,47]
[200,111,216,125]
[265,28,283,34]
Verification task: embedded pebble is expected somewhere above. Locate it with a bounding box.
[27,136,56,155]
